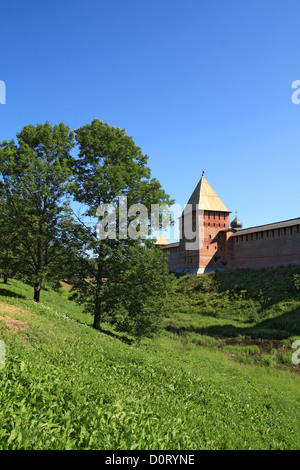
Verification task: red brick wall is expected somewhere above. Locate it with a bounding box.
[163,214,300,273]
[164,245,181,272]
[227,224,300,269]
[174,210,230,272]
[199,211,230,270]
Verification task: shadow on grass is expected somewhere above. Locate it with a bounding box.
[66,315,135,346]
[214,266,300,308]
[0,287,27,300]
[99,327,134,345]
[165,307,300,340]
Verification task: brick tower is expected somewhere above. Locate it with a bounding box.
[178,174,231,274]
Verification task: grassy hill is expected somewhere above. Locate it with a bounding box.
[0,266,299,450]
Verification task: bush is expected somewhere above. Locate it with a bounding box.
[258,354,278,367]
[235,354,255,365]
[293,274,300,292]
[279,353,293,365]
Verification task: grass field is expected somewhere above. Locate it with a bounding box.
[0,266,299,450]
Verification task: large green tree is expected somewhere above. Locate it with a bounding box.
[0,181,20,283]
[71,119,173,336]
[0,122,75,301]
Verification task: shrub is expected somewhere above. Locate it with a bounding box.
[293,274,300,292]
[258,354,278,367]
[235,354,255,365]
[279,353,293,365]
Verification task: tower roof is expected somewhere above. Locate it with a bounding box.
[186,176,230,212]
[155,234,170,245]
[231,215,243,230]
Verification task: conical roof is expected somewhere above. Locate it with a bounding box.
[186,176,230,212]
[155,234,170,245]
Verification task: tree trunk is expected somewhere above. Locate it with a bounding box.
[93,290,101,330]
[3,275,8,284]
[34,282,41,303]
[93,307,101,330]
[93,255,104,330]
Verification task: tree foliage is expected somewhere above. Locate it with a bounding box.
[71,119,174,336]
[0,118,173,339]
[0,122,75,299]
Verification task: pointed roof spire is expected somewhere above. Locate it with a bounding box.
[186,175,230,212]
[155,234,170,246]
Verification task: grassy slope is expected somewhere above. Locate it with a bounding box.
[0,269,299,450]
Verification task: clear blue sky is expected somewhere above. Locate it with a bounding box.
[1,0,299,232]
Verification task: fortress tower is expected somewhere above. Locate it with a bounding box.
[158,174,300,273]
[178,175,231,273]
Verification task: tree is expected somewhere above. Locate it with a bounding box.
[0,182,20,283]
[0,122,75,301]
[103,243,171,340]
[71,119,174,336]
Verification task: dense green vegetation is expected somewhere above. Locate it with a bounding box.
[0,120,173,337]
[0,266,299,450]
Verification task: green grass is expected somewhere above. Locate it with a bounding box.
[0,268,299,450]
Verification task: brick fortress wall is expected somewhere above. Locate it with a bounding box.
[226,220,300,269]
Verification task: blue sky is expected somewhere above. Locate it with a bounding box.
[0,0,299,233]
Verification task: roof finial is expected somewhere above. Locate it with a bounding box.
[231,210,243,231]
[202,170,205,177]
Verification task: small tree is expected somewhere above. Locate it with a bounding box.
[103,244,171,340]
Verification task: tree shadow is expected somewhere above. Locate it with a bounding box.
[0,288,27,300]
[165,325,206,336]
[171,308,300,340]
[167,307,300,341]
[100,327,134,345]
[214,267,300,309]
